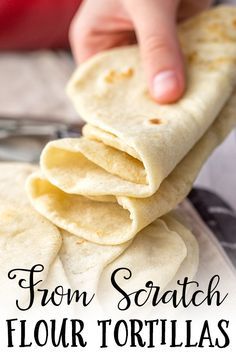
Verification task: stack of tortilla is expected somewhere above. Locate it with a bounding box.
[1,6,236,312]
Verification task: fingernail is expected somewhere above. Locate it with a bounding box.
[153,70,179,102]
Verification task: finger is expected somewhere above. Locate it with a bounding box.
[70,27,136,63]
[69,0,135,64]
[69,1,96,63]
[125,0,185,103]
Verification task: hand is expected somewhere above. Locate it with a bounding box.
[69,0,212,103]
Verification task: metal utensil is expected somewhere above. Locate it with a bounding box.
[0,115,83,162]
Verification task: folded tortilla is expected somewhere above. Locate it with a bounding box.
[57,212,197,318]
[26,88,236,245]
[59,229,131,293]
[0,163,198,319]
[26,7,236,245]
[40,6,236,198]
[59,214,197,296]
[0,163,62,313]
[97,214,198,311]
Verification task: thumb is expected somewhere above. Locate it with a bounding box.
[125,0,185,103]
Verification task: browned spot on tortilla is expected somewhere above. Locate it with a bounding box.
[121,68,134,78]
[232,19,236,27]
[207,57,236,70]
[104,68,134,83]
[207,22,224,33]
[187,51,198,64]
[148,118,164,125]
[144,90,155,102]
[76,239,85,245]
[104,70,116,83]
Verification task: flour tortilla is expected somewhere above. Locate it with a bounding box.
[97,214,197,312]
[26,88,236,245]
[0,163,62,314]
[59,230,130,293]
[40,6,236,198]
[35,256,76,318]
[58,215,191,310]
[162,214,199,287]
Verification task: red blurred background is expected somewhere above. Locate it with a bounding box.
[0,0,82,50]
